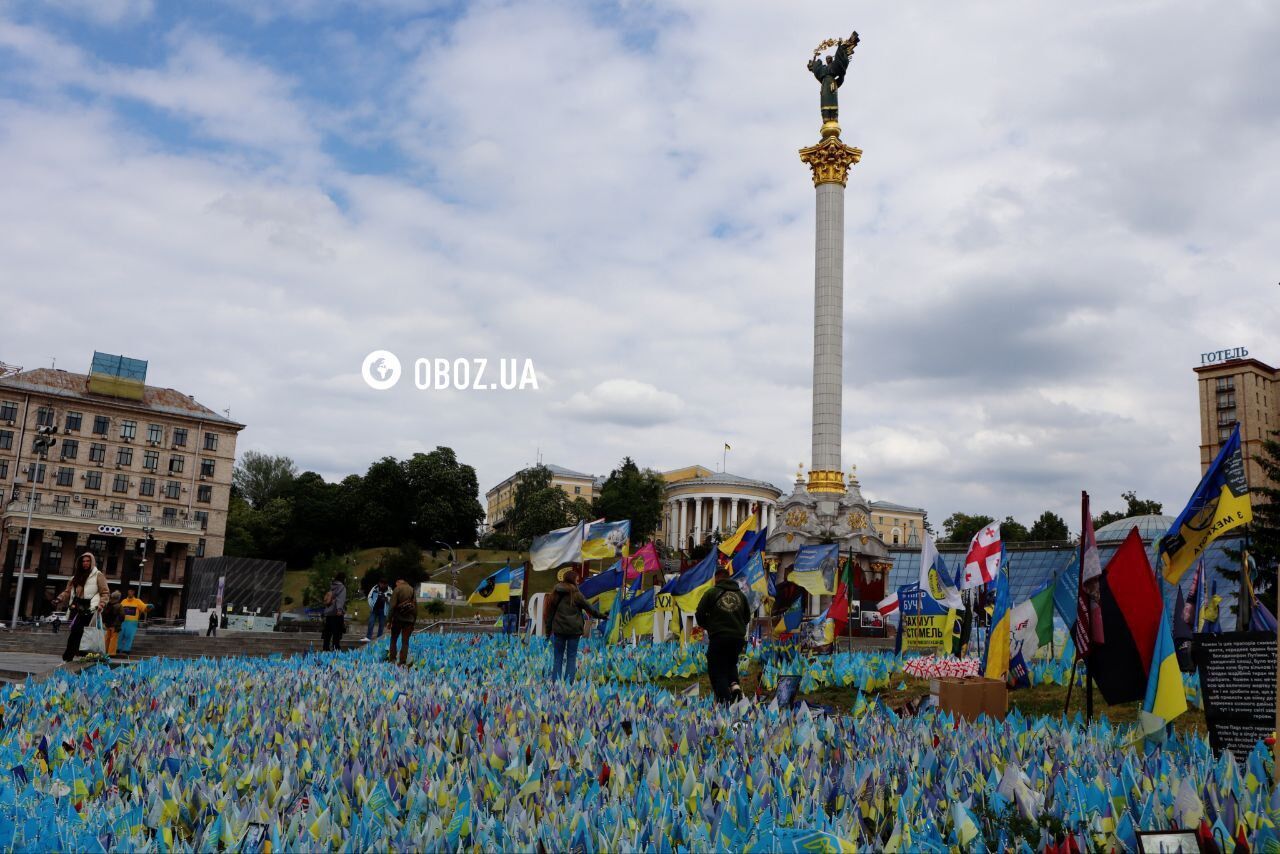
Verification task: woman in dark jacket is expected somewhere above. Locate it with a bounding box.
[544,570,605,682]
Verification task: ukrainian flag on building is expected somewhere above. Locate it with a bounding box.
[1160,424,1252,585]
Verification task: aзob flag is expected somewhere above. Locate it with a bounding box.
[1160,423,1252,585]
[1088,527,1162,705]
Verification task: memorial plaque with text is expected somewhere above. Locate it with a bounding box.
[1191,632,1277,765]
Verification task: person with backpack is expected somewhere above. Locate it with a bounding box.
[386,578,417,666]
[696,566,752,703]
[365,579,390,642]
[544,570,605,682]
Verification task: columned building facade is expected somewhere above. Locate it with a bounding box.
[659,467,783,551]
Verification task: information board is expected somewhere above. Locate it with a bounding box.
[1191,632,1277,765]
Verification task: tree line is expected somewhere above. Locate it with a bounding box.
[939,491,1165,546]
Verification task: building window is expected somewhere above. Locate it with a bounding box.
[196,538,206,558]
[109,502,125,520]
[137,504,151,518]
[0,460,7,479]
[1218,425,1235,442]
[0,401,16,422]
[197,484,212,503]
[162,507,178,525]
[1215,377,1235,391]
[88,443,106,463]
[112,474,129,493]
[82,498,97,515]
[28,463,46,483]
[143,450,159,471]
[200,458,215,477]
[1217,392,1236,409]
[203,432,218,451]
[147,423,163,444]
[92,416,110,435]
[1217,410,1236,427]
[61,439,78,461]
[36,407,54,428]
[120,419,137,440]
[65,412,82,432]
[53,495,70,513]
[117,447,133,467]
[0,430,11,450]
[172,428,187,447]
[168,455,185,474]
[85,471,102,490]
[194,510,208,529]
[139,477,155,497]
[164,480,181,499]
[56,466,73,486]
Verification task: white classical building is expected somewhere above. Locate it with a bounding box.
[658,466,783,552]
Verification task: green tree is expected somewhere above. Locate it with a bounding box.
[232,451,298,509]
[942,513,995,545]
[1000,516,1029,543]
[303,552,354,608]
[593,457,666,542]
[285,472,352,566]
[357,457,413,546]
[404,447,485,548]
[506,465,577,546]
[1249,429,1280,594]
[1028,510,1070,542]
[371,542,427,589]
[223,493,259,557]
[1094,491,1164,529]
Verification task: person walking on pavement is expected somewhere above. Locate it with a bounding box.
[696,566,752,703]
[56,553,109,662]
[321,576,347,652]
[365,578,390,641]
[101,592,124,657]
[118,587,150,654]
[207,609,219,637]
[386,577,417,666]
[544,570,605,683]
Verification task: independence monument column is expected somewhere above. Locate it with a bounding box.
[799,31,862,498]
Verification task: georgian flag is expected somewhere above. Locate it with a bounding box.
[958,523,1002,589]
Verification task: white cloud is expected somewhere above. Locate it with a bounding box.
[558,380,685,427]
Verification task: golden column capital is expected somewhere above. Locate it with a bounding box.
[807,469,846,494]
[799,133,861,187]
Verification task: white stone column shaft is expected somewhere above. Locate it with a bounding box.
[812,180,845,473]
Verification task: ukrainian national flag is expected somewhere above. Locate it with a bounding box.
[1138,605,1188,740]
[718,514,757,556]
[582,520,631,560]
[618,586,657,638]
[1160,424,1252,585]
[983,570,1012,680]
[774,599,804,635]
[659,549,717,614]
[579,562,624,613]
[467,567,511,605]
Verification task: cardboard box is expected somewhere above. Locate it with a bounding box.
[976,676,1008,720]
[937,678,982,721]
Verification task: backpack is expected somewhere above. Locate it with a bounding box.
[393,593,416,623]
[373,590,387,614]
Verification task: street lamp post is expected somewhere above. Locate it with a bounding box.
[136,525,155,593]
[435,541,457,621]
[10,425,56,631]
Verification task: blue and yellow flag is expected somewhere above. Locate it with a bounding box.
[983,570,1011,680]
[582,520,630,561]
[579,563,624,613]
[658,549,716,614]
[1138,605,1188,741]
[1160,424,1252,585]
[467,567,511,605]
[718,514,757,556]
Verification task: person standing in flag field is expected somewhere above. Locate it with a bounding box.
[696,566,752,703]
[544,570,605,682]
[364,579,390,642]
[386,577,417,666]
[117,587,150,655]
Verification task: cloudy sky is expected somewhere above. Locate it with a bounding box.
[1,0,1277,530]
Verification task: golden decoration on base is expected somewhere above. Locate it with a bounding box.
[807,469,846,494]
[847,511,867,530]
[784,508,810,528]
[799,134,862,187]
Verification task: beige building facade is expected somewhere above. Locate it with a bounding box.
[660,466,782,551]
[1194,355,1278,499]
[485,463,599,532]
[0,356,243,621]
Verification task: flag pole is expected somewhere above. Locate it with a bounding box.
[1083,491,1093,722]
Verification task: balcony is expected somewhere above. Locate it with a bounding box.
[1,500,203,533]
[1216,394,1236,409]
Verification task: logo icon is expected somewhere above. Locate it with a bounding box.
[361,350,402,390]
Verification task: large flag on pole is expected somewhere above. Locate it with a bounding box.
[659,549,717,615]
[623,542,659,581]
[582,520,631,561]
[1089,528,1163,705]
[983,570,1012,680]
[530,521,586,572]
[791,544,838,596]
[719,514,757,556]
[1159,424,1252,585]
[1074,492,1103,656]
[467,566,512,605]
[579,562,624,613]
[1010,581,1055,660]
[919,533,964,609]
[1138,606,1188,739]
[957,523,1002,589]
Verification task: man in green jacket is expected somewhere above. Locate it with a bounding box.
[696,566,752,703]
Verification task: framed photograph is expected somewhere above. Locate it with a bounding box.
[775,675,802,709]
[1135,830,1200,853]
[861,610,883,629]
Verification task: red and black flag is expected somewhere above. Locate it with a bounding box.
[1087,527,1162,704]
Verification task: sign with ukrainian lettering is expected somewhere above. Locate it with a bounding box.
[1191,632,1277,765]
[895,582,960,654]
[1199,347,1248,365]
